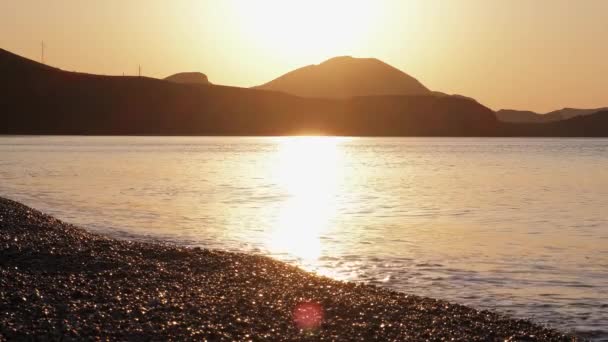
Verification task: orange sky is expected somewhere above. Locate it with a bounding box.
[1,0,607,112]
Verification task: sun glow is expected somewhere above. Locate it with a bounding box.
[267,137,347,263]
[231,0,381,60]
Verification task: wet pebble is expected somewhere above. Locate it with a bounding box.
[0,197,578,341]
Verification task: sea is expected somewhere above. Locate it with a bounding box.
[1,136,606,339]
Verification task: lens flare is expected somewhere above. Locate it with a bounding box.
[293,302,324,331]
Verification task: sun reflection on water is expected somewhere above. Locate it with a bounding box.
[267,137,347,265]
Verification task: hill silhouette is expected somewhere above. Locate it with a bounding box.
[2,48,607,137]
[497,107,608,123]
[496,110,561,123]
[254,56,430,98]
[500,110,608,137]
[0,48,498,136]
[549,107,608,120]
[165,72,211,85]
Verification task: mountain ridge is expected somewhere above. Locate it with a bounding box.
[499,110,608,137]
[2,48,608,137]
[254,56,431,98]
[165,72,211,85]
[497,107,608,123]
[0,48,497,136]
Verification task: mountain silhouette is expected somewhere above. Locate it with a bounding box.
[548,107,608,120]
[497,107,608,123]
[0,48,498,136]
[432,91,476,102]
[496,110,561,123]
[254,56,430,98]
[500,110,608,137]
[165,72,211,85]
[2,48,607,137]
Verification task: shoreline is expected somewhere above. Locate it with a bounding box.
[0,197,576,340]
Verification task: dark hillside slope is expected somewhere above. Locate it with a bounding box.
[499,110,608,137]
[254,56,430,98]
[0,49,497,136]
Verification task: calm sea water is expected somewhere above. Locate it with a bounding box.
[1,136,607,338]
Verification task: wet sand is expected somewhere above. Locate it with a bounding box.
[0,197,576,341]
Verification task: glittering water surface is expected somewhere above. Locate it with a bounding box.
[1,136,607,338]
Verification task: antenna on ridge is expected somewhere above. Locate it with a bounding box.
[138,65,142,77]
[41,41,45,64]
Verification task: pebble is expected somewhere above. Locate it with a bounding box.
[0,197,578,341]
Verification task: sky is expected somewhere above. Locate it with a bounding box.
[1,0,607,113]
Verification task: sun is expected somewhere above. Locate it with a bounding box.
[231,0,381,60]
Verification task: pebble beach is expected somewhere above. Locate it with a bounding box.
[0,197,577,341]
